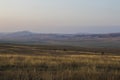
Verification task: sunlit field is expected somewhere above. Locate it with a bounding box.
[0,53,120,80]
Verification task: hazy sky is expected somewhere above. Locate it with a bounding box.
[0,0,120,33]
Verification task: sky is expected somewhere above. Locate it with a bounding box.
[0,0,120,33]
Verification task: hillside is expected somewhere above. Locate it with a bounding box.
[0,31,120,48]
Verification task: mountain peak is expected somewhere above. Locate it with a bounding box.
[7,31,34,37]
[14,31,32,34]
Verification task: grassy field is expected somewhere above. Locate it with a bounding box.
[45,39,120,48]
[0,44,120,80]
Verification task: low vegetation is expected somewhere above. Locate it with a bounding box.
[0,44,120,80]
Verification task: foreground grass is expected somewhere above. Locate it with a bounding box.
[0,54,120,80]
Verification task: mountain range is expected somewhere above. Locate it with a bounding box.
[0,31,120,48]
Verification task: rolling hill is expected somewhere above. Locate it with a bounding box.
[0,31,120,48]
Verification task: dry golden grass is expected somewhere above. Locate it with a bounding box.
[0,53,120,80]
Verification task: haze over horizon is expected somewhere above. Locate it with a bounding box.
[0,0,120,33]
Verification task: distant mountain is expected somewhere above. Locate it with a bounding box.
[8,31,33,36]
[0,31,120,41]
[0,31,120,48]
